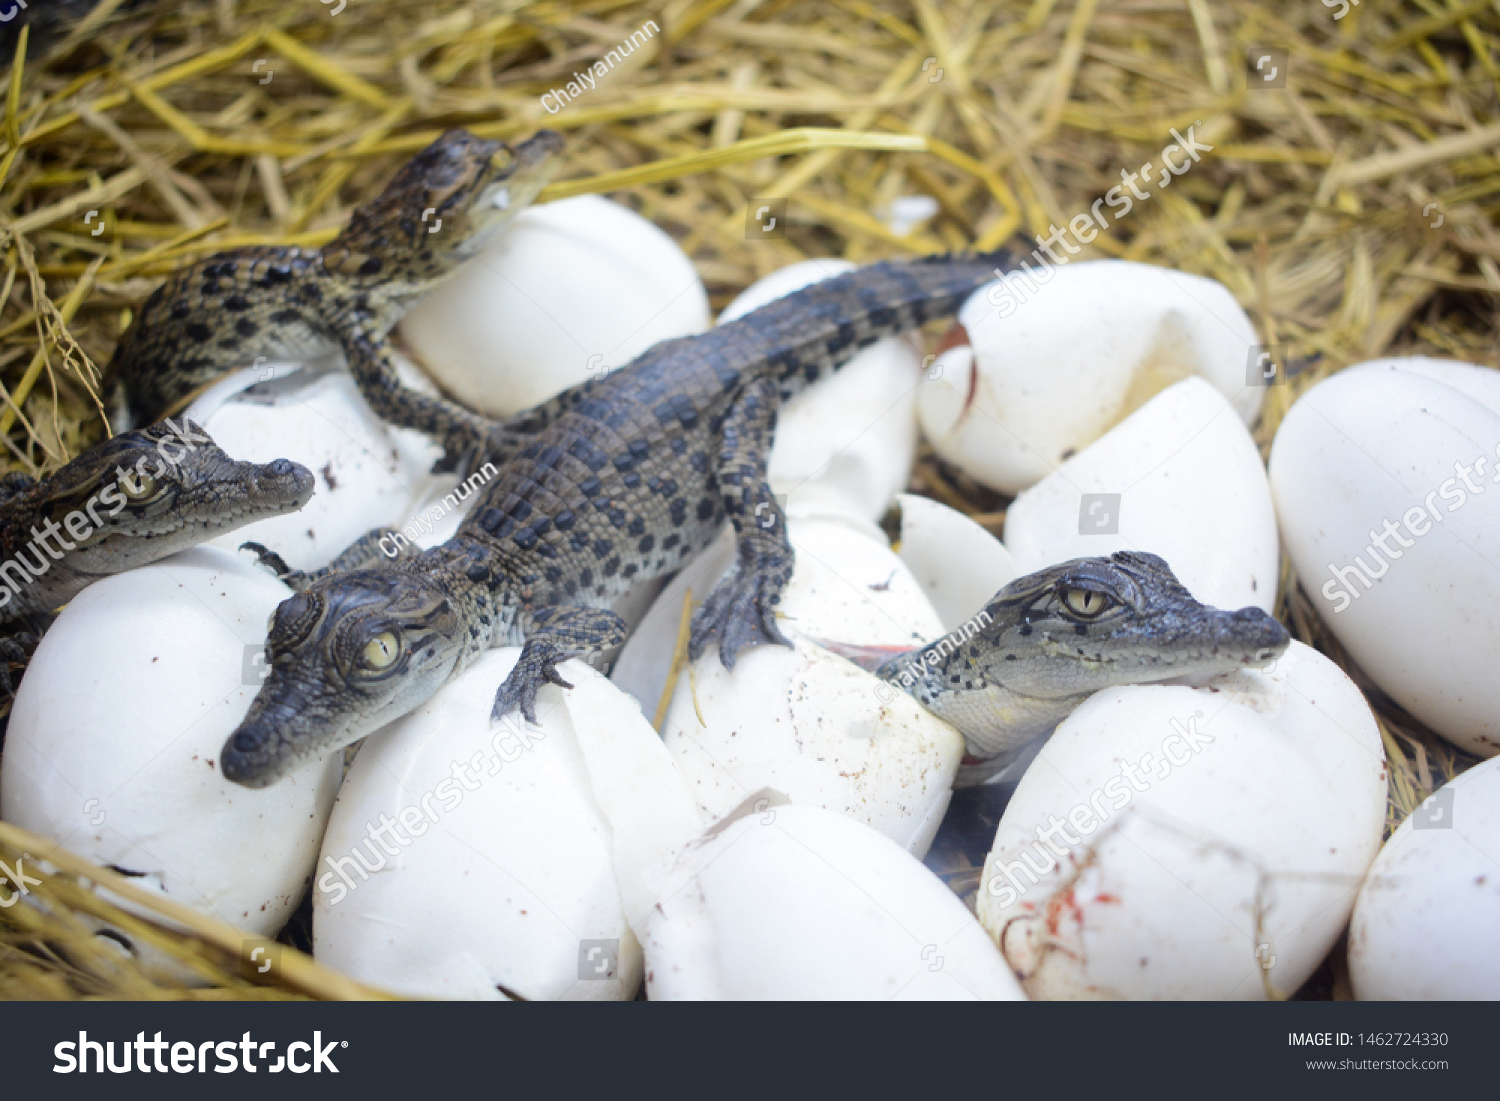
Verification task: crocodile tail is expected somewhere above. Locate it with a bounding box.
[731,249,1022,394]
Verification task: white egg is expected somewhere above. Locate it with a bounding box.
[656,510,962,856]
[719,259,922,521]
[917,260,1263,495]
[0,547,341,940]
[893,492,1017,632]
[975,641,1386,999]
[641,801,1025,1000]
[1269,359,1500,756]
[1348,756,1500,999]
[1005,377,1279,612]
[400,194,710,417]
[312,650,644,1000]
[187,357,442,573]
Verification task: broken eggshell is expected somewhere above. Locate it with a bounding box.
[1347,755,1500,1000]
[0,547,341,945]
[1004,377,1278,613]
[1270,359,1500,757]
[719,259,922,521]
[654,506,963,856]
[917,260,1262,495]
[641,801,1025,1000]
[975,641,1385,1000]
[187,354,441,573]
[400,194,711,418]
[312,649,646,1001]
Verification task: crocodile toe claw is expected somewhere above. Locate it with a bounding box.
[491,649,575,725]
[689,567,793,669]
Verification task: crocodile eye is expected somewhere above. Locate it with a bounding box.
[1061,586,1112,618]
[118,469,155,500]
[362,631,400,669]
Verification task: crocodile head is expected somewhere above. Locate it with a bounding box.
[220,568,473,787]
[876,551,1290,766]
[0,419,314,619]
[322,127,564,288]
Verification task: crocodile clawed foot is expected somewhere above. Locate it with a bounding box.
[689,568,793,669]
[491,644,575,725]
[240,542,311,591]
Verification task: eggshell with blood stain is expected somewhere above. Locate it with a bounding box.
[400,194,711,418]
[641,802,1026,1000]
[975,641,1386,1000]
[916,260,1262,495]
[187,354,442,573]
[652,506,964,857]
[1003,377,1278,613]
[1269,358,1500,757]
[1348,755,1500,1000]
[718,259,923,522]
[0,547,342,954]
[313,649,651,1001]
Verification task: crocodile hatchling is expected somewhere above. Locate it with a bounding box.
[863,551,1289,785]
[0,418,313,691]
[106,128,564,470]
[214,252,1288,787]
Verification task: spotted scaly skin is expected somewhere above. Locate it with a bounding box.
[105,129,564,469]
[221,252,1015,786]
[872,552,1290,784]
[0,418,314,624]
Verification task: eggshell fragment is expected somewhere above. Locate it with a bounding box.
[1348,756,1500,1000]
[641,803,1025,1000]
[893,492,1017,632]
[188,357,441,572]
[917,260,1263,494]
[1004,377,1278,612]
[1270,359,1500,756]
[975,642,1386,1000]
[312,650,642,1000]
[0,547,341,940]
[400,195,710,417]
[657,511,962,855]
[719,259,921,521]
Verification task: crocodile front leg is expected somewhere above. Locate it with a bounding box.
[490,604,627,723]
[335,312,533,472]
[242,527,414,591]
[689,377,795,668]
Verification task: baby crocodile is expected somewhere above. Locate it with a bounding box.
[106,128,563,469]
[220,252,1014,785]
[869,551,1289,784]
[0,418,313,623]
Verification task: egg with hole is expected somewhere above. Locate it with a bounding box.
[917,260,1262,495]
[975,641,1386,999]
[0,547,341,948]
[400,194,710,417]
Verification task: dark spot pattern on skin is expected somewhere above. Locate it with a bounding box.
[628,517,646,537]
[638,535,655,553]
[186,322,211,342]
[696,499,717,522]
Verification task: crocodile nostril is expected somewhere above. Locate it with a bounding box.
[266,459,295,476]
[232,726,268,751]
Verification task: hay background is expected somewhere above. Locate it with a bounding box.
[0,0,1495,998]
